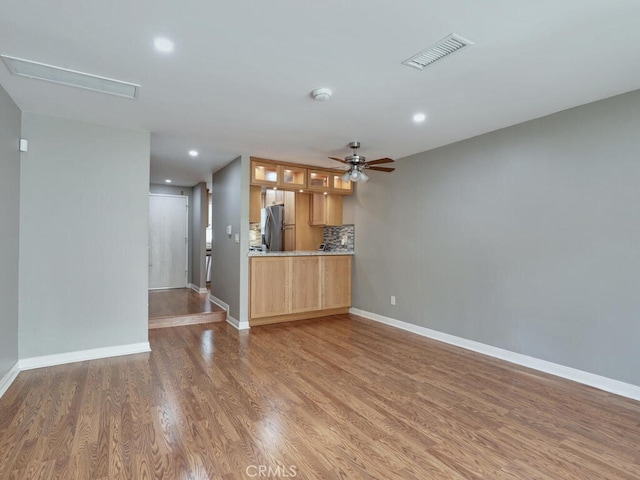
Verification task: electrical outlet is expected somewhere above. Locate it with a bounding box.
[391,295,396,306]
[341,233,348,246]
[226,225,232,235]
[234,233,240,244]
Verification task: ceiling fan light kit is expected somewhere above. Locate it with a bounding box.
[331,141,395,182]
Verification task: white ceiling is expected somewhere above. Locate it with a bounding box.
[2,1,640,187]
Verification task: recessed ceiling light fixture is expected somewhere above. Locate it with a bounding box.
[165,179,172,183]
[188,150,198,157]
[413,113,427,123]
[154,37,175,53]
[1,55,139,99]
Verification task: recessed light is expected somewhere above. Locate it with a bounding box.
[413,113,427,123]
[154,37,175,53]
[165,179,172,183]
[188,150,198,157]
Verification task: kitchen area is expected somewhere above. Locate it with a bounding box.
[247,158,354,326]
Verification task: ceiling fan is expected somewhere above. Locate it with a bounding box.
[329,141,395,183]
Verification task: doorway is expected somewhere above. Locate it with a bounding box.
[149,194,188,289]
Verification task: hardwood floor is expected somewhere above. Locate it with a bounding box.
[148,288,226,329]
[1,314,640,479]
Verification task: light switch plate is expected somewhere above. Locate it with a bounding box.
[226,225,232,235]
[234,233,240,243]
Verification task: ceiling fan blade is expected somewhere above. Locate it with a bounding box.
[328,157,346,163]
[367,166,395,172]
[366,157,395,165]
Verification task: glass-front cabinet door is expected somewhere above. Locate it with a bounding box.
[279,165,307,189]
[307,170,330,191]
[332,174,353,194]
[251,161,279,186]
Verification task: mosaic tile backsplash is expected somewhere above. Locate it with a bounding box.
[323,224,355,252]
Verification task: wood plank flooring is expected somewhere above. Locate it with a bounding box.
[1,314,640,479]
[149,288,225,329]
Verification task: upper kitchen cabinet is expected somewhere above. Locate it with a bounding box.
[251,160,279,187]
[331,174,353,194]
[280,165,307,189]
[307,170,330,192]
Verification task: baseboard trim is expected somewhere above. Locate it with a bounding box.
[18,342,151,371]
[225,314,250,330]
[0,361,20,399]
[209,294,229,312]
[209,295,249,330]
[188,283,208,294]
[350,308,640,402]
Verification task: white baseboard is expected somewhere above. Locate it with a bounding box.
[0,361,20,399]
[209,294,229,312]
[188,283,208,294]
[350,308,640,402]
[226,314,250,330]
[18,342,151,371]
[209,294,250,330]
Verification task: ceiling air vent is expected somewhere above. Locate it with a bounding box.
[402,33,473,71]
[0,55,139,99]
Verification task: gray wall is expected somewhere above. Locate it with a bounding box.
[0,84,21,378]
[20,113,150,358]
[211,157,242,319]
[149,183,194,284]
[191,182,208,289]
[346,89,640,386]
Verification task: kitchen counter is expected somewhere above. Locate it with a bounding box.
[248,250,353,257]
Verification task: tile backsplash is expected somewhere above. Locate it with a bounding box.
[323,224,355,252]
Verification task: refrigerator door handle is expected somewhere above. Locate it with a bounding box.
[264,212,272,250]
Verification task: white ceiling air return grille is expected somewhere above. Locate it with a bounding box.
[402,33,473,71]
[0,55,139,99]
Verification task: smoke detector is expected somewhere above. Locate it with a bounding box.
[311,88,332,101]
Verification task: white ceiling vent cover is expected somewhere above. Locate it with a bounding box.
[402,33,473,71]
[1,55,139,99]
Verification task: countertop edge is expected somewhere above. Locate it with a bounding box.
[248,250,354,257]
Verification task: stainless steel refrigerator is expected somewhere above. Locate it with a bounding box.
[262,205,285,252]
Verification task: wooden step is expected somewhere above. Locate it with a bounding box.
[148,309,226,329]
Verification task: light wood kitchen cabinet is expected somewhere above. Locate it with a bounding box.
[284,225,296,251]
[309,194,343,226]
[331,174,353,194]
[307,170,331,192]
[322,256,352,309]
[280,165,307,189]
[250,254,352,325]
[251,160,279,187]
[289,256,322,313]
[250,257,289,318]
[284,191,296,224]
[249,185,262,223]
[265,189,285,206]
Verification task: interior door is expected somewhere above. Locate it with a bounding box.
[149,194,188,289]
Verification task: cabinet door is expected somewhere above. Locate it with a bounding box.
[309,193,326,226]
[322,256,352,309]
[332,174,353,194]
[284,225,296,251]
[251,257,289,318]
[249,185,262,223]
[308,170,331,192]
[265,189,285,206]
[280,165,307,189]
[284,191,296,225]
[290,257,322,313]
[251,161,279,186]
